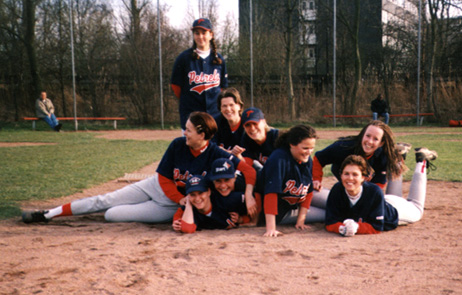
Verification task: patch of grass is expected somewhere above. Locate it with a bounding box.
[0,130,169,219]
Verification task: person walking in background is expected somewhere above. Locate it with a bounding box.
[371,94,390,124]
[171,18,228,131]
[35,91,62,131]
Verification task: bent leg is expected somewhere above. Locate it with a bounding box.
[385,162,426,224]
[372,112,378,121]
[386,175,403,197]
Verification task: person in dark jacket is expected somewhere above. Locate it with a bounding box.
[371,94,389,124]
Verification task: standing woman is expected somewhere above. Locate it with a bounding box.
[212,88,245,151]
[325,149,437,237]
[23,112,257,223]
[171,18,228,131]
[260,125,322,237]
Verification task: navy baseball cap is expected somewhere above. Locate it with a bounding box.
[209,158,236,181]
[191,18,212,31]
[242,107,264,126]
[186,175,209,195]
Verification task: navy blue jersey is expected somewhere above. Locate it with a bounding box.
[212,114,245,151]
[212,190,247,216]
[171,48,228,130]
[315,139,388,185]
[325,182,398,231]
[156,137,239,194]
[259,147,313,224]
[185,195,236,230]
[241,128,279,165]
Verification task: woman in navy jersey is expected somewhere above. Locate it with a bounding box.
[310,121,407,211]
[171,18,228,131]
[22,112,257,224]
[172,175,241,233]
[212,88,245,151]
[260,125,321,237]
[325,149,437,236]
[232,107,279,170]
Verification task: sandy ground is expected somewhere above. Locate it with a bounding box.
[1,130,462,295]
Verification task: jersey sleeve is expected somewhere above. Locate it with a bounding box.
[158,174,184,203]
[312,156,324,182]
[264,193,278,215]
[170,51,187,88]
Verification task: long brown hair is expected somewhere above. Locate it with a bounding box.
[338,120,405,179]
[191,35,222,65]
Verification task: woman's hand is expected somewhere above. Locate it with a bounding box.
[312,180,322,191]
[263,229,283,237]
[295,222,310,230]
[172,219,182,232]
[231,145,245,160]
[178,197,187,206]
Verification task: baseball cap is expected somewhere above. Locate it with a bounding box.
[185,175,209,195]
[209,158,236,181]
[191,18,212,31]
[242,107,264,126]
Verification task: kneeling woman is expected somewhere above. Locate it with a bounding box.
[172,175,241,233]
[325,149,437,237]
[260,125,323,237]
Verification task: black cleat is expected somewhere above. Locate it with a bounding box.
[22,210,49,223]
[415,147,438,172]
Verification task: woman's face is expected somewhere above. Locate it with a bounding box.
[220,97,241,123]
[290,138,316,163]
[193,29,213,51]
[184,119,205,148]
[213,178,236,197]
[188,190,212,212]
[244,120,266,143]
[341,164,366,195]
[361,125,384,156]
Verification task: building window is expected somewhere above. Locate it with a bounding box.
[309,1,314,10]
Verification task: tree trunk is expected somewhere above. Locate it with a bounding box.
[22,0,41,100]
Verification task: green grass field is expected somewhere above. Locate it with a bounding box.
[1,126,461,220]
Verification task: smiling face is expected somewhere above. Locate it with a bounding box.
[184,119,205,149]
[341,164,366,196]
[193,28,213,51]
[220,96,241,125]
[244,120,266,143]
[361,125,384,156]
[188,190,212,213]
[290,137,316,163]
[212,178,236,197]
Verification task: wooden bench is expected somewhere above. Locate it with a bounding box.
[22,117,126,130]
[323,113,434,125]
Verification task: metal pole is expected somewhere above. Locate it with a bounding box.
[69,0,77,131]
[416,0,422,126]
[158,0,164,129]
[250,0,254,106]
[333,0,337,127]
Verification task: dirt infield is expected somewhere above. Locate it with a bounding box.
[1,129,461,295]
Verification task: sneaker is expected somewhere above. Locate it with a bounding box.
[415,147,438,171]
[22,210,49,223]
[396,142,412,159]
